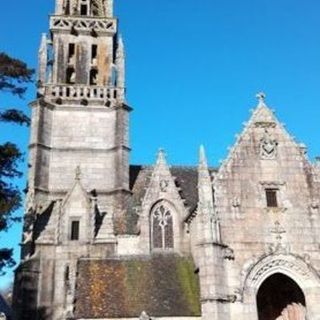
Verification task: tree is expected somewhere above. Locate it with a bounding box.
[0,52,34,275]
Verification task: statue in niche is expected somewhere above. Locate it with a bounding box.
[260,130,278,160]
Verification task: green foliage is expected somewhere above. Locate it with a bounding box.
[0,109,30,126]
[0,52,34,275]
[0,52,33,97]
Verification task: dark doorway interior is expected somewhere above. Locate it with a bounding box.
[257,273,306,320]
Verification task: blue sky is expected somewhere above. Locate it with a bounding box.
[1,0,320,288]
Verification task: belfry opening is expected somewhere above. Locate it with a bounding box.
[257,273,306,320]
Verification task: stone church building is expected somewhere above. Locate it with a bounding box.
[12,0,320,319]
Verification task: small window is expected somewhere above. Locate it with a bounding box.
[70,221,80,241]
[266,189,278,208]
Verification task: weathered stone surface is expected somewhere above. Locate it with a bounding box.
[13,2,320,320]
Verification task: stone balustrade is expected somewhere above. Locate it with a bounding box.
[44,84,121,103]
[50,15,117,34]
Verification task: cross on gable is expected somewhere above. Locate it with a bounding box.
[271,221,286,242]
[256,92,266,103]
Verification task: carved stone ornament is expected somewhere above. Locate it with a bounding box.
[159,179,169,192]
[232,197,241,208]
[260,131,278,160]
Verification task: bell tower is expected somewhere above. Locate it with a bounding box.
[13,1,130,319]
[29,0,130,242]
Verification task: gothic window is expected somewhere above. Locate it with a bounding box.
[151,203,174,250]
[266,189,278,208]
[70,220,80,241]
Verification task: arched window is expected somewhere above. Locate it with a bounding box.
[151,203,174,250]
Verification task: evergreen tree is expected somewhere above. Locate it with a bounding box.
[0,52,33,274]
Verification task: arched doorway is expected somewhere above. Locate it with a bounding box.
[257,273,306,320]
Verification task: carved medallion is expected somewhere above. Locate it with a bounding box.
[260,131,278,160]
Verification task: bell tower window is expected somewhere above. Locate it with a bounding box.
[90,69,98,85]
[66,67,76,84]
[64,0,71,15]
[91,45,98,65]
[68,43,75,64]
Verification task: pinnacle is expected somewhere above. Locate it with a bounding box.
[156,148,167,166]
[199,145,208,168]
[39,33,47,49]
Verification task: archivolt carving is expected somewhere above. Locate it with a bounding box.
[242,253,320,298]
[251,259,310,283]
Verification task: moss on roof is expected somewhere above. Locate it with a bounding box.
[75,254,201,319]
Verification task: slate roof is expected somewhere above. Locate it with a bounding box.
[74,254,201,319]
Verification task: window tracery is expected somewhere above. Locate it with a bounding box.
[151,203,174,250]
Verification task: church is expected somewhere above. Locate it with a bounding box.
[12,1,320,320]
